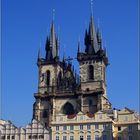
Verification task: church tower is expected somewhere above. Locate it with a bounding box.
[33,14,112,128]
[77,16,111,113]
[33,20,79,127]
[33,20,64,127]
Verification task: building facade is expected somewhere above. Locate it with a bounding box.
[32,13,140,140]
[0,119,50,140]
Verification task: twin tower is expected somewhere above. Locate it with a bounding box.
[33,15,111,127]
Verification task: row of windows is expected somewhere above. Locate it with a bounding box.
[1,135,44,140]
[28,135,44,139]
[56,124,111,131]
[1,135,14,139]
[44,64,96,87]
[55,135,107,140]
[56,135,133,140]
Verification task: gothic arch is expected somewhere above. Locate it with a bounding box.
[62,102,75,115]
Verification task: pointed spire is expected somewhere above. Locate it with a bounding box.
[50,20,56,54]
[85,15,99,54]
[45,19,59,61]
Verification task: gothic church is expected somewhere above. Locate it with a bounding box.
[33,15,112,127]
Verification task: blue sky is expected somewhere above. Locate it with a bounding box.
[1,0,139,127]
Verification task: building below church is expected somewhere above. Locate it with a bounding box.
[0,119,50,140]
[0,6,140,140]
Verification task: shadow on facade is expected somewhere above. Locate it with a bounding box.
[113,127,140,140]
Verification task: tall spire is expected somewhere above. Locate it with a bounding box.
[84,15,99,54]
[45,19,59,61]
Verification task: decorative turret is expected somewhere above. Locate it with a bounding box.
[45,21,59,62]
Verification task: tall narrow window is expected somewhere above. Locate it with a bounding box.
[87,135,91,140]
[87,124,91,130]
[56,136,59,140]
[103,135,107,140]
[70,136,74,140]
[56,126,59,131]
[95,124,99,129]
[80,125,83,130]
[63,136,67,140]
[70,125,74,130]
[95,135,99,140]
[89,65,94,80]
[128,136,133,140]
[128,125,132,132]
[58,71,62,82]
[46,70,50,86]
[118,136,121,140]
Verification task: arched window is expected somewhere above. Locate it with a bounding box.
[46,70,50,86]
[63,102,74,115]
[89,65,94,80]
